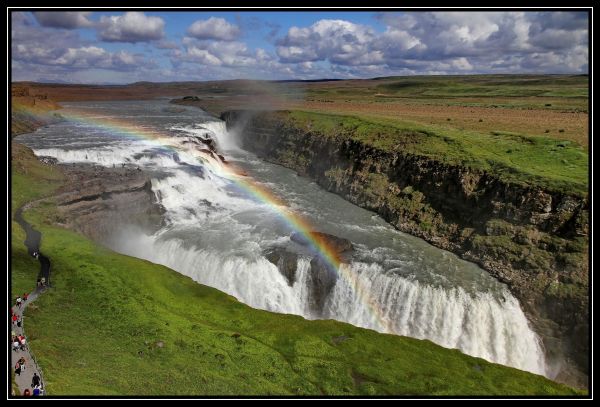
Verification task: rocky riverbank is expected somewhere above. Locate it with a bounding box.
[220,109,589,388]
[44,162,165,245]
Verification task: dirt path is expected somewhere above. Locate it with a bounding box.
[11,204,50,397]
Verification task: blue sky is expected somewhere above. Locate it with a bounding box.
[11,10,589,84]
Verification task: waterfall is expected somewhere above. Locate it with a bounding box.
[17,100,549,379]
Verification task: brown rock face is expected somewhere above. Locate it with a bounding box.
[264,248,298,286]
[291,231,353,255]
[307,256,338,314]
[53,164,165,244]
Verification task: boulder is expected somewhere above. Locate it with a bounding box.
[307,256,338,314]
[264,248,298,286]
[290,231,353,255]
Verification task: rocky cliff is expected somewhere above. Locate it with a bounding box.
[47,163,165,245]
[221,109,589,387]
[11,86,64,137]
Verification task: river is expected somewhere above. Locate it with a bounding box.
[16,99,548,377]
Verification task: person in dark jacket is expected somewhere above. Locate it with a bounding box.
[31,372,41,388]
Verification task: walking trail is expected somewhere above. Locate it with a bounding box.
[12,204,50,397]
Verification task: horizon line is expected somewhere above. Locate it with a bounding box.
[11,72,589,87]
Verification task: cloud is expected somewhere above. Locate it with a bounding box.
[12,12,35,27]
[15,42,148,71]
[277,19,376,64]
[275,12,588,75]
[33,11,93,29]
[155,40,180,50]
[99,12,164,43]
[11,11,589,83]
[175,39,269,68]
[187,17,241,41]
[12,23,150,73]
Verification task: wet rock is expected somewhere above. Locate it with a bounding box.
[38,156,59,166]
[200,138,216,150]
[199,148,215,159]
[291,231,353,255]
[264,248,298,286]
[307,256,338,314]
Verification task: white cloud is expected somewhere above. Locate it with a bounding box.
[187,17,240,41]
[277,19,376,65]
[12,11,590,82]
[275,13,588,75]
[99,12,164,43]
[33,12,93,29]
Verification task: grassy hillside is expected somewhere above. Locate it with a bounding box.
[281,110,588,196]
[11,142,583,396]
[11,143,64,297]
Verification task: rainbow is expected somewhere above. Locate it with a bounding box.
[33,106,393,332]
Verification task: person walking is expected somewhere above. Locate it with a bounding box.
[18,335,27,351]
[14,362,22,376]
[32,386,41,396]
[31,373,41,389]
[12,314,18,325]
[16,296,23,308]
[17,315,22,328]
[19,357,26,372]
[23,292,29,302]
[23,389,31,396]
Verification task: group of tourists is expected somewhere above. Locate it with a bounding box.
[11,289,45,397]
[11,333,27,352]
[14,356,26,376]
[21,373,44,396]
[11,312,22,327]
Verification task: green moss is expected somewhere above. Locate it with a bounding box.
[545,281,587,300]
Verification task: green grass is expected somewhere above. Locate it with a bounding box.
[299,75,589,112]
[11,143,64,297]
[11,143,584,396]
[285,111,588,196]
[373,75,589,100]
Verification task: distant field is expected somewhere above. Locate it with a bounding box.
[289,75,589,148]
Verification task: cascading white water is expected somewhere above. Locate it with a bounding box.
[171,121,238,151]
[324,262,546,374]
[16,100,549,378]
